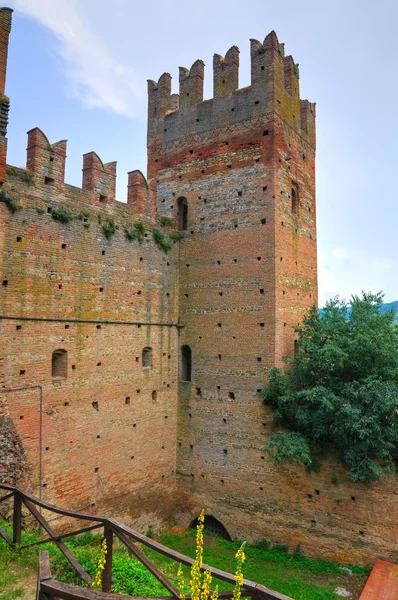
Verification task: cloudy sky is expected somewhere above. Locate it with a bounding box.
[5,0,398,306]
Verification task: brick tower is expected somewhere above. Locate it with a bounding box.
[148,32,317,541]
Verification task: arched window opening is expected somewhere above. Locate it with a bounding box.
[190,515,231,541]
[52,349,67,378]
[181,345,192,382]
[142,347,153,369]
[178,197,188,231]
[291,182,299,216]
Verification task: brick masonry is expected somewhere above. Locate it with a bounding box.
[0,10,397,564]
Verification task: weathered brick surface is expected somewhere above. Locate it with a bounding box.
[1,15,397,564]
[0,157,180,526]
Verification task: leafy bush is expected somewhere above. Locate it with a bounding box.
[76,211,90,221]
[36,207,45,215]
[160,215,175,227]
[102,218,116,239]
[170,231,185,241]
[264,432,312,466]
[263,292,398,483]
[125,221,145,243]
[51,209,74,223]
[0,189,19,213]
[153,228,171,253]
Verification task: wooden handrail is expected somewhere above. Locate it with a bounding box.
[1,484,293,600]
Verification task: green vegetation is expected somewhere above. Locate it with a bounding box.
[6,166,33,185]
[0,521,369,600]
[76,211,90,221]
[51,208,74,224]
[102,218,116,239]
[36,207,45,215]
[263,292,398,483]
[0,189,19,213]
[153,227,171,253]
[170,231,185,241]
[141,177,149,190]
[160,215,175,227]
[125,221,145,243]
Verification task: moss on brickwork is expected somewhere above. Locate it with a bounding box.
[6,165,33,184]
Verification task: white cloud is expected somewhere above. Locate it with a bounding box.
[11,0,144,117]
[331,247,351,261]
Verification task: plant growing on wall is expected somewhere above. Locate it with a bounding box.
[170,232,185,242]
[125,221,145,243]
[102,218,116,239]
[51,209,74,223]
[160,215,175,227]
[0,189,19,213]
[153,228,171,253]
[262,292,398,483]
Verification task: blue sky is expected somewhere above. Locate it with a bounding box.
[5,0,398,306]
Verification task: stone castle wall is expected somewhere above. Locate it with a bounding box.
[1,9,398,564]
[0,155,180,525]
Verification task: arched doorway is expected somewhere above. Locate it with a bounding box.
[190,514,231,540]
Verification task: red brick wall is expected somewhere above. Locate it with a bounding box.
[1,14,398,564]
[0,156,179,527]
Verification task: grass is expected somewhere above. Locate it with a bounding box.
[0,521,370,600]
[6,166,33,185]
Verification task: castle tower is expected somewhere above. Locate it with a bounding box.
[148,33,317,542]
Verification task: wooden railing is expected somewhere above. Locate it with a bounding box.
[0,484,292,600]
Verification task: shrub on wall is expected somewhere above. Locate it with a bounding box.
[0,190,19,213]
[51,209,74,223]
[159,215,175,227]
[263,292,398,483]
[153,228,171,253]
[125,221,145,243]
[170,231,184,241]
[102,218,116,239]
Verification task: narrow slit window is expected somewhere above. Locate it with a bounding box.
[177,197,188,231]
[181,345,192,382]
[291,182,299,216]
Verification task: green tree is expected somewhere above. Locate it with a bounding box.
[263,292,398,483]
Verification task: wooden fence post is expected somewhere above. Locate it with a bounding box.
[102,521,113,593]
[13,492,22,545]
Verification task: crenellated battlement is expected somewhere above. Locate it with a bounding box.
[3,126,155,215]
[82,151,117,202]
[147,31,315,155]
